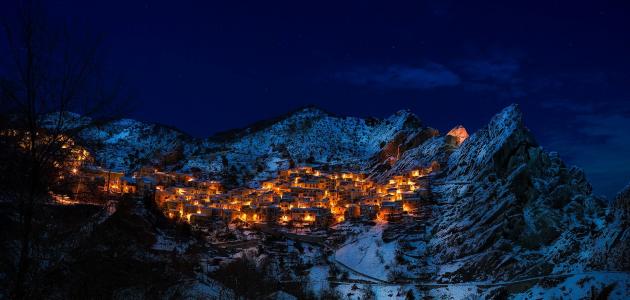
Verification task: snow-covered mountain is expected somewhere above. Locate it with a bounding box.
[380,104,629,297]
[74,106,428,186]
[46,104,629,297]
[325,105,628,298]
[77,118,191,170]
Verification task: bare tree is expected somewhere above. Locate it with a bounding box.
[0,2,129,298]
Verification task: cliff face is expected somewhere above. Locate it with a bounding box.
[377,105,628,286]
[591,184,630,272]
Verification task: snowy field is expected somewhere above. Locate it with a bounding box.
[334,222,397,282]
[511,272,630,300]
[306,272,630,299]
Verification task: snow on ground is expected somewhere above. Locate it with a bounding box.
[437,261,466,277]
[293,242,322,265]
[334,284,414,299]
[310,272,630,300]
[511,272,630,300]
[180,279,233,299]
[308,265,330,295]
[334,222,397,281]
[151,230,191,254]
[152,233,177,251]
[427,285,482,299]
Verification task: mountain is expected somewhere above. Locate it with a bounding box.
[391,104,629,297]
[52,104,629,297]
[324,104,628,298]
[77,118,192,170]
[75,107,428,186]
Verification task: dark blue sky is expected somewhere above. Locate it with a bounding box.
[9,0,630,197]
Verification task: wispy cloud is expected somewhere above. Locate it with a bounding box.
[334,63,460,90]
[539,99,597,113]
[453,52,527,100]
[460,57,521,83]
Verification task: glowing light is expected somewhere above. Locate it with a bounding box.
[71,168,78,174]
[376,213,385,222]
[101,166,430,228]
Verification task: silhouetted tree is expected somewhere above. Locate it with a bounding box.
[0,2,128,298]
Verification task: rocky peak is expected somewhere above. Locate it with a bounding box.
[445,104,536,181]
[373,109,421,131]
[487,104,524,137]
[445,125,468,146]
[422,104,627,285]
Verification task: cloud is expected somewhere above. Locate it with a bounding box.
[335,63,460,90]
[539,99,597,113]
[453,53,527,100]
[460,57,521,83]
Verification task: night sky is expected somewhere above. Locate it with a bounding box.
[6,1,630,198]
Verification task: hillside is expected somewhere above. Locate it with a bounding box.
[42,104,630,298]
[369,105,630,298]
[74,107,428,187]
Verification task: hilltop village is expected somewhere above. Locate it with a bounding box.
[61,161,437,228]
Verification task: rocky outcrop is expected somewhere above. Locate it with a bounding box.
[367,127,440,182]
[420,104,624,282]
[445,125,468,147]
[369,125,471,183]
[588,183,630,271]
